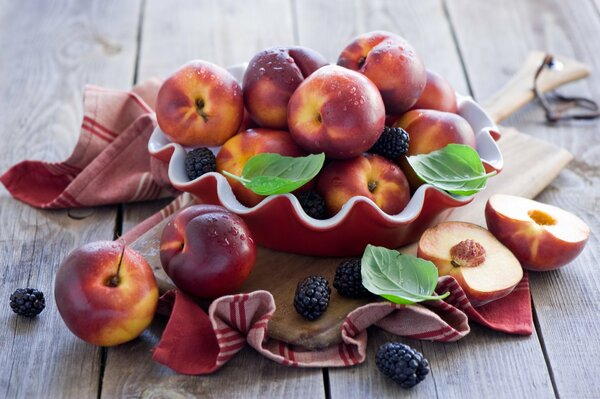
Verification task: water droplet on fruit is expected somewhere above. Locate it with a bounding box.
[222,238,230,246]
[286,57,294,63]
[230,227,238,236]
[267,61,272,66]
[350,87,356,94]
[359,96,365,104]
[259,67,266,75]
[208,229,218,238]
[240,234,246,241]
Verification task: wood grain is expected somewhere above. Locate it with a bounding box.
[447,0,600,397]
[106,0,326,397]
[136,0,295,79]
[101,318,324,399]
[0,1,141,398]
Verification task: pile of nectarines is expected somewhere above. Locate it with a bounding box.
[155,30,477,217]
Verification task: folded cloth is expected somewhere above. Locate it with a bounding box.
[151,289,470,375]
[0,82,173,208]
[3,81,533,375]
[149,273,530,375]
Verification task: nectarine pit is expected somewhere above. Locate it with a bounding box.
[528,209,556,226]
[450,239,486,268]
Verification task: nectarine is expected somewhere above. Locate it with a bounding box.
[287,65,385,159]
[338,31,427,114]
[411,70,457,113]
[216,128,308,206]
[418,222,523,306]
[156,60,243,147]
[55,241,158,346]
[160,205,257,298]
[395,109,476,189]
[243,46,328,129]
[316,153,410,216]
[485,194,590,271]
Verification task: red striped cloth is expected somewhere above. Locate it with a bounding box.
[0,82,174,208]
[150,273,531,375]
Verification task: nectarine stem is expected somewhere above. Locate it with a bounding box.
[368,181,377,193]
[106,245,126,287]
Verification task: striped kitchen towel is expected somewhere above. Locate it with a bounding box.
[150,272,531,375]
[0,81,174,208]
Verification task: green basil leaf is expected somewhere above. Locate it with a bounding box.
[222,152,325,196]
[361,244,449,305]
[406,144,496,196]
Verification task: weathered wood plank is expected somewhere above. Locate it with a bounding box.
[294,0,469,93]
[446,0,600,397]
[294,1,555,398]
[105,0,326,397]
[101,318,324,399]
[136,0,296,79]
[0,0,141,398]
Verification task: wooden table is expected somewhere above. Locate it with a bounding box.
[1,1,599,398]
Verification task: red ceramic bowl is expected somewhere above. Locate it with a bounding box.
[149,65,502,256]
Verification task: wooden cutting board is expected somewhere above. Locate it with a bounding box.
[130,52,582,349]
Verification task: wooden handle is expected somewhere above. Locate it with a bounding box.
[483,51,590,124]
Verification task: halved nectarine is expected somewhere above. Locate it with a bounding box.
[418,221,523,306]
[485,194,590,271]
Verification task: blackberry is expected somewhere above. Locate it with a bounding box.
[185,147,216,180]
[294,276,331,321]
[333,258,371,298]
[9,288,45,318]
[376,342,430,389]
[369,126,410,160]
[296,190,327,219]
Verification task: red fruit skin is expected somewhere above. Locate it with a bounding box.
[156,60,244,147]
[243,46,328,129]
[395,109,477,190]
[54,241,158,347]
[411,70,457,113]
[485,201,589,271]
[287,65,386,159]
[160,205,257,298]
[337,30,427,115]
[317,153,410,216]
[216,128,308,206]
